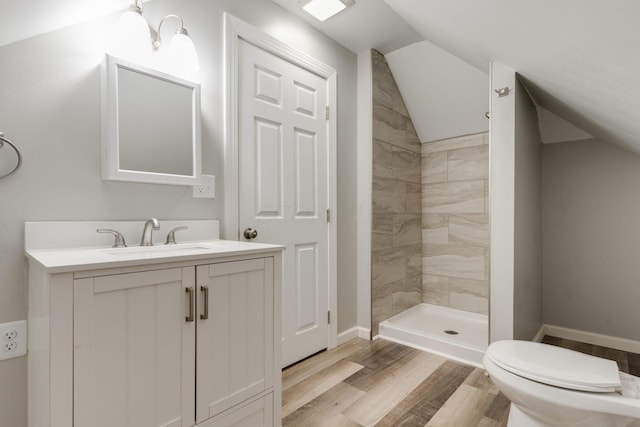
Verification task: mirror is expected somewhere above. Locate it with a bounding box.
[102,54,201,185]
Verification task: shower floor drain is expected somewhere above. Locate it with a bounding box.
[444,330,459,335]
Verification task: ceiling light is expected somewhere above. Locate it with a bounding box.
[301,0,352,22]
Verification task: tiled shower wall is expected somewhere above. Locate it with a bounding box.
[371,50,422,336]
[422,133,490,314]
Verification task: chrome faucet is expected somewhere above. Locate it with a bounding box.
[140,218,160,246]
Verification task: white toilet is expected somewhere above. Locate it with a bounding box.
[483,340,640,427]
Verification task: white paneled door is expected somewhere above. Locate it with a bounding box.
[238,38,329,367]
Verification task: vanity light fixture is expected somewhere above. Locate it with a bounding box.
[112,0,152,60]
[299,0,355,22]
[112,1,199,72]
[152,14,200,72]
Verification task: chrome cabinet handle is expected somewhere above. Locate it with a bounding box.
[243,227,258,239]
[200,286,209,320]
[186,287,194,322]
[96,228,127,248]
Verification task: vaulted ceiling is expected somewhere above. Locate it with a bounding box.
[385,0,640,153]
[4,0,638,153]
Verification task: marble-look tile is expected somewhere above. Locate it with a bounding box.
[371,280,393,336]
[372,247,407,287]
[405,120,421,153]
[447,145,489,182]
[423,245,485,280]
[392,291,421,315]
[448,213,489,247]
[422,214,448,245]
[423,180,485,214]
[393,273,422,293]
[405,182,422,213]
[372,50,396,96]
[372,213,393,251]
[422,133,485,154]
[372,280,393,307]
[406,245,422,276]
[391,275,422,315]
[373,105,406,148]
[484,180,490,213]
[392,214,421,247]
[449,277,489,298]
[393,148,421,184]
[392,90,410,118]
[373,176,406,213]
[372,139,392,179]
[449,292,488,315]
[422,151,447,184]
[422,274,449,306]
[373,81,393,109]
[423,228,448,247]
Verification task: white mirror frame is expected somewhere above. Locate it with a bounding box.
[101,54,202,186]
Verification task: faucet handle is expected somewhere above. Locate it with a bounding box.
[97,229,127,248]
[165,226,188,245]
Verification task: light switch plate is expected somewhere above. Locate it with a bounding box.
[192,175,215,199]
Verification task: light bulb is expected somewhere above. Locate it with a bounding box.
[111,6,152,62]
[166,30,200,73]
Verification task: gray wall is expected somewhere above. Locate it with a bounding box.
[0,0,357,424]
[542,139,640,341]
[513,77,543,340]
[370,50,422,336]
[489,63,542,342]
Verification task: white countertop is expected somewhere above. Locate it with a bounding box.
[26,240,284,274]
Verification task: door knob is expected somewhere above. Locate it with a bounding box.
[243,227,258,239]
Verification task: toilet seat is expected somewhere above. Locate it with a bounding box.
[486,340,622,393]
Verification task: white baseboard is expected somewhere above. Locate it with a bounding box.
[337,326,371,345]
[532,325,546,343]
[541,324,640,354]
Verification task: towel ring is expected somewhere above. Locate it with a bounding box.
[0,132,22,179]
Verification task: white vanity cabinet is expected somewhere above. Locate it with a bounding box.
[73,267,197,427]
[26,234,282,427]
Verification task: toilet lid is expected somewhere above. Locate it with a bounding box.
[486,340,621,392]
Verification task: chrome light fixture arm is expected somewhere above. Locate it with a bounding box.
[152,14,187,49]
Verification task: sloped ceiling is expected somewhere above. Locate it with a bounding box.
[270,0,421,54]
[0,0,154,48]
[384,0,640,154]
[385,40,489,143]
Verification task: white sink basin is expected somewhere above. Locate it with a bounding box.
[104,243,215,255]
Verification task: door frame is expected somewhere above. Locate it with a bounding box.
[223,13,338,350]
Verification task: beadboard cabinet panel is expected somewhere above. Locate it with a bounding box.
[196,258,274,422]
[74,267,196,427]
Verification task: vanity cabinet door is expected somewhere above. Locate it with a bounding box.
[196,258,274,424]
[206,394,273,427]
[73,267,196,427]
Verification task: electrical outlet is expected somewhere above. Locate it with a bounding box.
[3,329,17,341]
[3,342,17,352]
[192,174,215,199]
[0,320,27,362]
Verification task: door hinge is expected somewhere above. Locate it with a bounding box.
[325,106,330,120]
[328,311,331,324]
[326,208,331,223]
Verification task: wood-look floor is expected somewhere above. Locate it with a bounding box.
[281,336,640,427]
